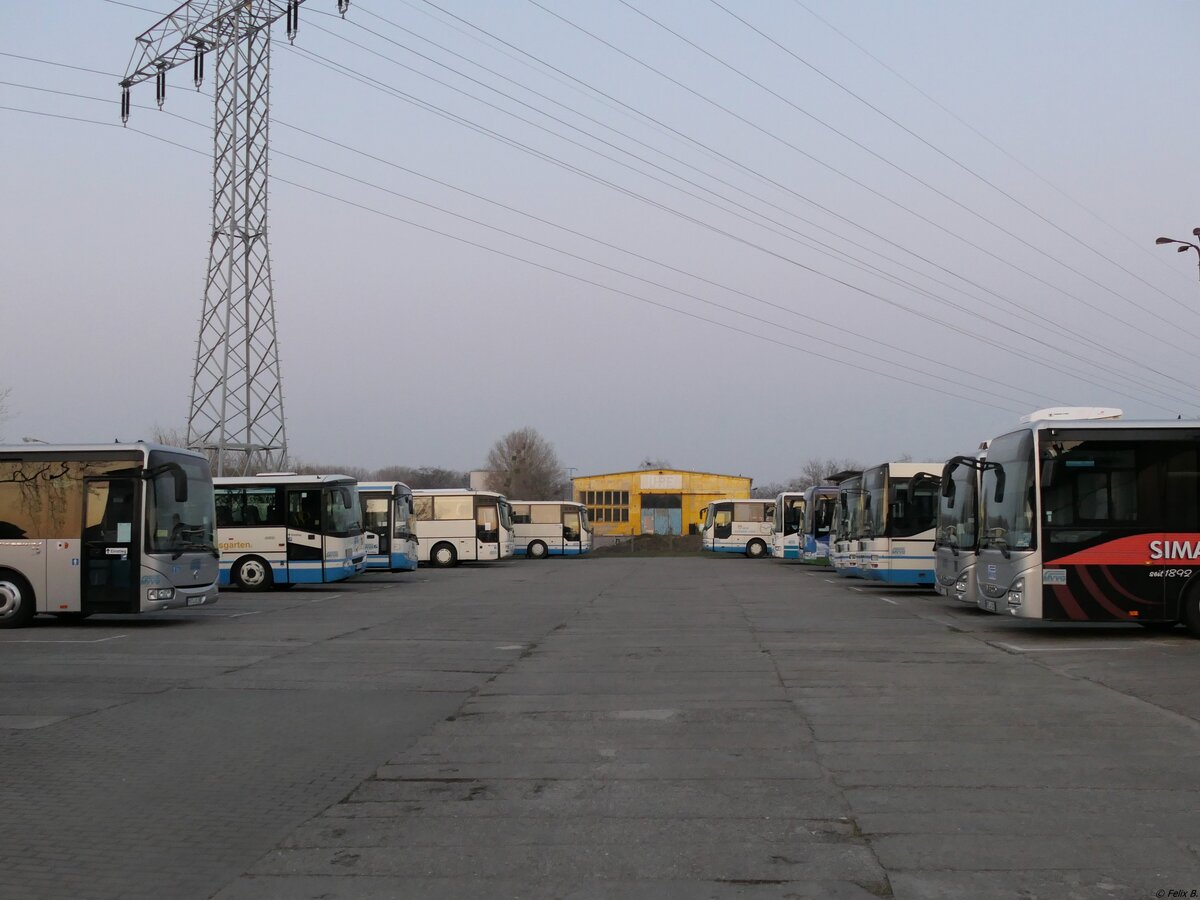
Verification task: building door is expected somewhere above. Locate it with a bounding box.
[641,494,683,535]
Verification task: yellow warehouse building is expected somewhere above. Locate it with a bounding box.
[573,469,753,537]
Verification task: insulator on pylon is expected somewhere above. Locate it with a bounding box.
[193,42,206,89]
[287,0,298,43]
[337,0,349,18]
[120,83,130,124]
[155,67,166,108]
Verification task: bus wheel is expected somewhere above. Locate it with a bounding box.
[528,541,548,559]
[746,539,767,559]
[1183,588,1200,638]
[233,556,273,592]
[0,571,37,629]
[431,543,457,568]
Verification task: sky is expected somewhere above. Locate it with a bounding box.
[2,0,1199,484]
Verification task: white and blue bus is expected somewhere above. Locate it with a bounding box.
[858,462,942,586]
[701,498,775,557]
[0,443,219,627]
[771,491,806,559]
[512,501,592,558]
[358,481,419,572]
[214,474,365,590]
[801,485,840,563]
[412,489,515,567]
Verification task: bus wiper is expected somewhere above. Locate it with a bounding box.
[984,528,1011,560]
[172,539,219,560]
[944,530,960,558]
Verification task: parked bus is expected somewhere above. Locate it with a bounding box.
[511,501,592,558]
[412,489,515,567]
[858,462,942,586]
[801,485,840,563]
[0,443,219,627]
[701,498,775,557]
[829,472,864,577]
[935,446,987,604]
[770,491,806,559]
[357,481,418,572]
[214,474,365,590]
[977,412,1200,635]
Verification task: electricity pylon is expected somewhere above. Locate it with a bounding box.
[122,0,348,475]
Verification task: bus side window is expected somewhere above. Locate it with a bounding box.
[288,490,320,531]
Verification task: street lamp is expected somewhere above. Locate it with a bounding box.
[1155,228,1200,281]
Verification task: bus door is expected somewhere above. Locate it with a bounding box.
[361,494,391,563]
[713,502,733,542]
[286,488,324,582]
[476,500,500,553]
[562,506,582,555]
[82,477,140,613]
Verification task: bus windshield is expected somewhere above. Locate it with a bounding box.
[146,451,215,555]
[395,492,414,539]
[844,480,865,539]
[812,494,835,537]
[890,476,939,539]
[938,462,979,550]
[983,430,1036,551]
[863,469,886,538]
[323,485,362,537]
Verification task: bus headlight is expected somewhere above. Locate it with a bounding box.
[954,572,969,598]
[1007,577,1024,608]
[147,588,176,601]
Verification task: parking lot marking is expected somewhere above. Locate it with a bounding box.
[992,641,1144,653]
[881,597,898,605]
[307,593,342,604]
[226,611,262,618]
[8,634,128,644]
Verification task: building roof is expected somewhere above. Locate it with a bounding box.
[573,468,750,482]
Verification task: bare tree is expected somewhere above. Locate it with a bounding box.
[149,423,190,448]
[639,457,672,470]
[485,428,566,500]
[373,465,469,489]
[795,457,866,491]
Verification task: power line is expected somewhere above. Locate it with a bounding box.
[384,0,1200,396]
[703,0,1197,320]
[5,64,1186,413]
[526,0,1200,353]
[790,0,1197,290]
[0,50,117,79]
[272,37,1199,406]
[6,39,1189,406]
[0,100,1028,414]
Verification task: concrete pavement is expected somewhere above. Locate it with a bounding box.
[3,557,1200,899]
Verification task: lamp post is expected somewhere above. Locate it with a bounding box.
[1155,228,1200,281]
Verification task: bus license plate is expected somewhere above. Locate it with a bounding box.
[186,596,205,607]
[984,599,997,612]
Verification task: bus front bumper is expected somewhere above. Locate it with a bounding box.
[144,582,219,612]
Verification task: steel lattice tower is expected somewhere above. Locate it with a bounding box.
[122,0,347,475]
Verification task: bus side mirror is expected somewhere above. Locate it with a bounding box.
[149,462,188,503]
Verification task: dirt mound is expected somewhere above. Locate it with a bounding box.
[591,533,702,556]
